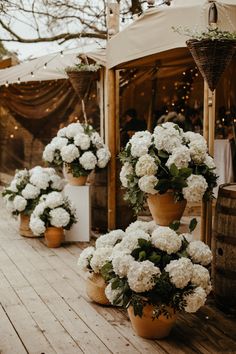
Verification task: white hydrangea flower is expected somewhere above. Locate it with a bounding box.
[191,264,211,293]
[79,151,97,170]
[204,155,216,169]
[13,195,27,212]
[61,144,80,163]
[29,216,46,236]
[120,162,133,188]
[183,287,207,313]
[114,230,151,254]
[130,141,149,158]
[51,137,69,150]
[165,258,193,289]
[77,246,95,273]
[153,123,183,153]
[127,260,161,293]
[187,240,212,266]
[151,226,182,254]
[74,133,91,150]
[96,147,111,168]
[15,169,29,183]
[65,122,84,138]
[45,192,64,208]
[189,139,207,163]
[166,146,191,169]
[50,175,65,191]
[9,180,18,192]
[30,172,50,190]
[184,131,206,144]
[90,132,104,148]
[6,199,15,213]
[147,220,158,233]
[43,144,56,162]
[130,131,152,147]
[105,283,123,305]
[135,154,158,177]
[183,174,208,203]
[95,229,125,249]
[49,207,70,227]
[44,167,56,176]
[22,184,40,200]
[57,127,68,137]
[33,202,46,217]
[125,220,150,234]
[90,247,113,273]
[138,175,158,194]
[111,251,134,277]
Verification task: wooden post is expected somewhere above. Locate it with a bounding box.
[105,2,120,230]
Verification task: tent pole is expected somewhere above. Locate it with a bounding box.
[201,81,209,243]
[106,68,117,230]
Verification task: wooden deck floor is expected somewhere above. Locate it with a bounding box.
[0,199,236,354]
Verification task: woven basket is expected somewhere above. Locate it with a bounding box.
[186,39,236,91]
[67,70,97,99]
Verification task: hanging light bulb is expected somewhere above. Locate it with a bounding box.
[31,72,34,77]
[60,51,64,57]
[44,63,47,69]
[147,0,155,7]
[17,78,21,84]
[5,81,9,87]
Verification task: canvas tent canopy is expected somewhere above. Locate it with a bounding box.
[0,48,106,86]
[107,0,236,69]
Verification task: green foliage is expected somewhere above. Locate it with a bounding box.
[173,26,236,41]
[65,63,101,73]
[169,220,181,231]
[189,218,197,232]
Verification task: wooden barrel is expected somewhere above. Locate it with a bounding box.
[90,164,135,232]
[212,183,236,313]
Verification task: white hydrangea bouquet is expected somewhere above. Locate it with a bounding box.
[100,220,212,338]
[43,122,111,179]
[29,191,76,236]
[2,166,65,216]
[119,122,217,214]
[77,228,126,304]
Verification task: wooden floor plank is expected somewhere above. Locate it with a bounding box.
[0,303,28,354]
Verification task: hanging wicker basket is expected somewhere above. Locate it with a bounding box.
[186,39,236,91]
[66,70,98,99]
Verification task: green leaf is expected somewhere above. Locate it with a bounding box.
[169,220,180,231]
[149,252,161,264]
[138,251,146,261]
[158,150,169,159]
[189,218,198,232]
[179,167,192,178]
[170,164,179,177]
[111,278,120,290]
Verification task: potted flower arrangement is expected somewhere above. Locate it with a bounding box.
[43,122,111,185]
[29,191,77,247]
[77,229,126,305]
[100,220,212,339]
[119,123,217,225]
[65,61,100,99]
[173,26,236,91]
[2,166,65,237]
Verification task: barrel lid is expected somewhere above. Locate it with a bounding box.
[218,183,236,198]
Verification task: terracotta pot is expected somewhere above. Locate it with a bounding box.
[86,273,110,305]
[64,165,88,186]
[19,213,36,238]
[44,227,64,248]
[147,191,186,226]
[128,305,177,339]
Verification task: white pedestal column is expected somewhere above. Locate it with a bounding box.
[64,184,91,242]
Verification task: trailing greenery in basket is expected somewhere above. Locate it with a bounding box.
[2,166,65,216]
[119,123,217,214]
[172,26,236,41]
[65,62,101,73]
[43,122,111,178]
[100,219,212,318]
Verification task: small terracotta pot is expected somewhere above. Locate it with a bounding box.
[44,227,64,248]
[128,305,177,339]
[147,191,186,226]
[86,273,110,305]
[64,165,88,186]
[19,213,36,238]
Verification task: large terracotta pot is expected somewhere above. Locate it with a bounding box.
[86,273,110,305]
[64,165,88,186]
[19,213,36,238]
[44,227,64,248]
[128,305,177,339]
[147,191,186,226]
